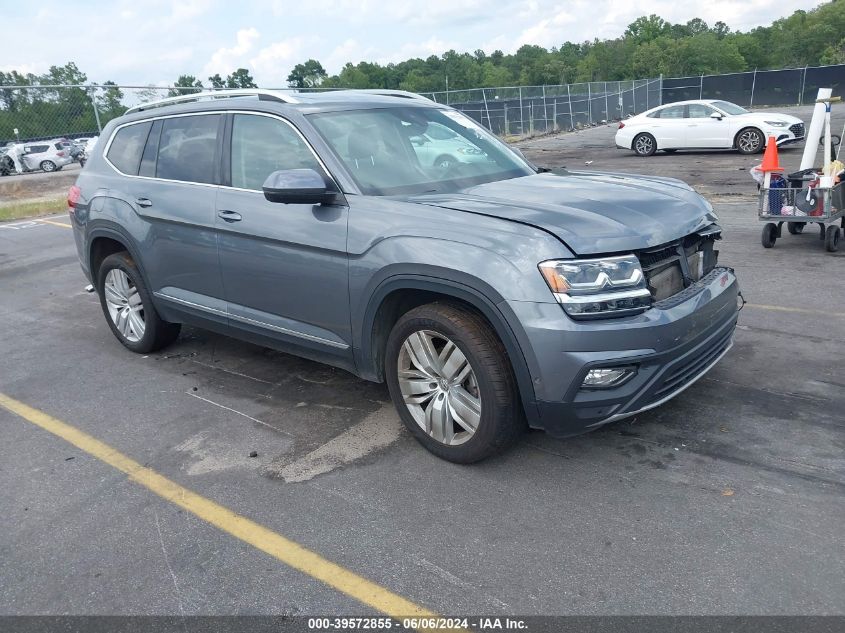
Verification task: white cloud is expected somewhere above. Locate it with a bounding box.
[250,37,311,85]
[202,27,261,78]
[170,0,214,22]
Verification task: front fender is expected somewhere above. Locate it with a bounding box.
[355,272,543,427]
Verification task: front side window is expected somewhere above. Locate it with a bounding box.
[230,114,322,191]
[687,104,715,118]
[156,114,220,184]
[107,122,152,175]
[309,106,533,196]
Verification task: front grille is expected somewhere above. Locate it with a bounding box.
[790,122,804,138]
[650,326,733,403]
[637,230,720,302]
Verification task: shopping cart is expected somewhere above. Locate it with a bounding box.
[758,182,844,252]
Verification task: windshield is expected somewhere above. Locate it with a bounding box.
[308,106,535,196]
[712,101,749,116]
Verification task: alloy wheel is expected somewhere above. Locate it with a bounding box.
[635,135,654,155]
[397,330,481,446]
[738,130,761,153]
[104,268,145,343]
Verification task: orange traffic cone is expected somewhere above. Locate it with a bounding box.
[760,136,783,173]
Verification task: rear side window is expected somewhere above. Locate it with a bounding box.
[26,145,49,154]
[107,122,152,175]
[156,114,220,184]
[230,114,321,190]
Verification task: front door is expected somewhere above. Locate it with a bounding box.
[215,112,352,365]
[685,103,731,148]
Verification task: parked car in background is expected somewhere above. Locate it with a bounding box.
[616,100,805,156]
[69,89,740,463]
[21,140,74,172]
[410,121,490,168]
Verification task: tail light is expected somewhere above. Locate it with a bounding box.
[618,122,625,129]
[57,151,66,157]
[67,185,81,211]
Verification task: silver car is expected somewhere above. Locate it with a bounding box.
[21,139,74,172]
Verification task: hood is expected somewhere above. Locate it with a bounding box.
[734,112,803,125]
[403,172,718,255]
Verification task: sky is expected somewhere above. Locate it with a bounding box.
[1,0,826,87]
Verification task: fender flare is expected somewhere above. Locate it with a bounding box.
[86,222,152,290]
[357,274,541,427]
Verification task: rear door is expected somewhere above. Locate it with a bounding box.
[685,103,730,148]
[215,112,352,364]
[650,105,687,148]
[104,114,227,324]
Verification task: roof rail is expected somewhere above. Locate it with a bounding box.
[319,89,433,102]
[125,89,299,114]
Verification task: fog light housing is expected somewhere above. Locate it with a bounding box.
[582,366,637,389]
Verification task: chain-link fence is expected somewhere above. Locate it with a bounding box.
[2,63,844,147]
[418,79,661,136]
[661,64,845,108]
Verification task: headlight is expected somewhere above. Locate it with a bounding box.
[538,255,651,319]
[457,147,484,155]
[764,120,787,127]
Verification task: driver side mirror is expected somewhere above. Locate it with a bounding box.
[410,136,429,146]
[710,112,723,120]
[262,168,336,205]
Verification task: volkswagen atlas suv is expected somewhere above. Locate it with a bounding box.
[68,89,741,463]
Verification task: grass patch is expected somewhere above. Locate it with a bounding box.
[0,196,67,222]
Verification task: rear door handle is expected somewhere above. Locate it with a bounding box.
[136,198,153,208]
[217,210,242,223]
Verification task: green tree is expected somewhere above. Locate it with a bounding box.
[287,59,327,88]
[207,73,225,89]
[168,75,203,97]
[225,68,257,88]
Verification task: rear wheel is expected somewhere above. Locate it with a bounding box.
[97,252,181,353]
[633,133,656,157]
[385,303,523,463]
[737,128,764,154]
[40,160,57,172]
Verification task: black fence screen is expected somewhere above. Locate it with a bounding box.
[662,64,845,108]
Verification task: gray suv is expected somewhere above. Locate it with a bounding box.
[68,89,740,463]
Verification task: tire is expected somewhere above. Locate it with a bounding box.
[663,149,678,154]
[97,252,181,353]
[761,222,778,248]
[736,127,764,154]
[434,154,457,168]
[40,160,57,172]
[787,222,805,235]
[632,133,656,156]
[385,302,524,463]
[825,225,841,252]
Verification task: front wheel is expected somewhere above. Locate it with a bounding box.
[737,128,764,154]
[97,252,181,353]
[787,222,805,235]
[633,133,656,156]
[762,222,778,248]
[826,225,841,252]
[385,303,524,463]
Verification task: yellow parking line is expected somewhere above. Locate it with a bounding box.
[745,303,845,318]
[0,392,443,627]
[37,218,72,228]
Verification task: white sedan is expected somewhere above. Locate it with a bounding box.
[615,99,805,156]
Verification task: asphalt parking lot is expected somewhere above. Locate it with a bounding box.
[1,116,844,621]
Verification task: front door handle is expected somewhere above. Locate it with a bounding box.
[136,198,153,208]
[217,210,242,223]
